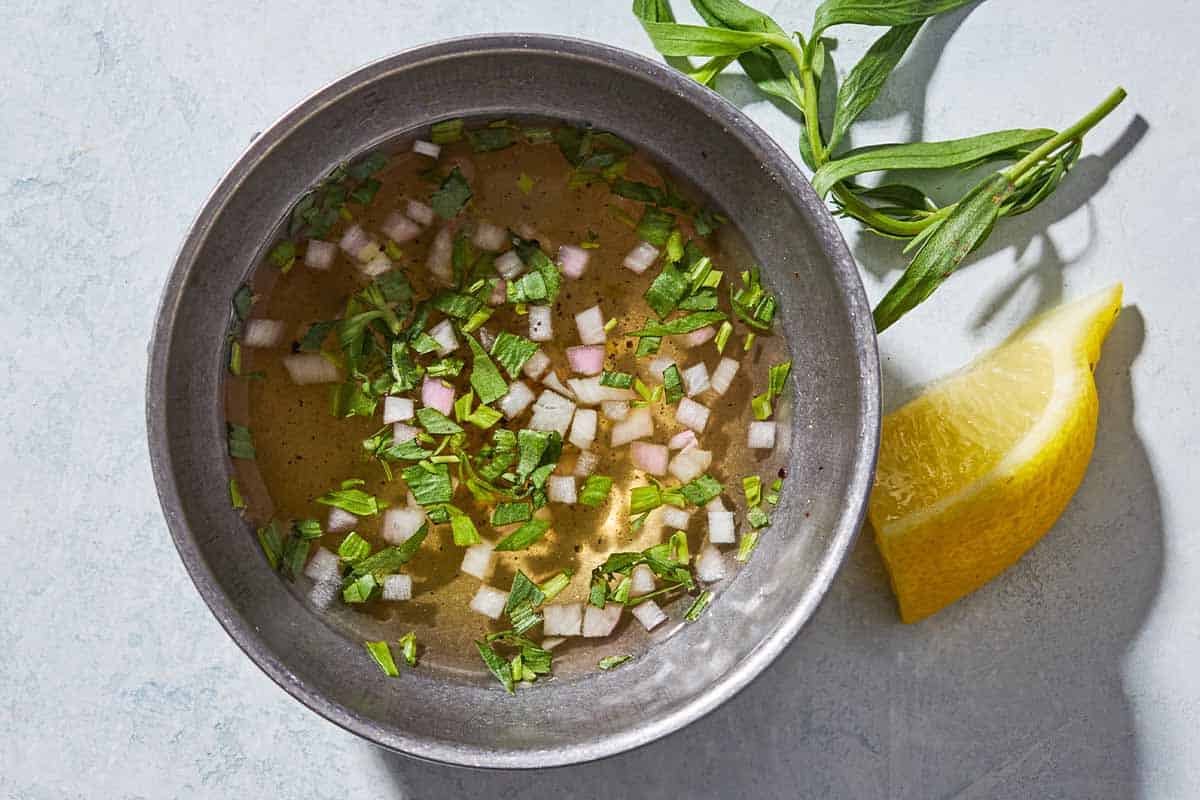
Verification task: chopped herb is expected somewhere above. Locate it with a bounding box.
[447,505,482,546]
[299,320,335,352]
[384,240,404,261]
[492,501,532,526]
[589,573,609,608]
[467,126,517,152]
[256,521,283,570]
[402,462,454,506]
[768,360,792,400]
[398,632,418,666]
[743,476,762,507]
[411,331,440,355]
[433,290,483,320]
[347,151,388,181]
[684,590,713,622]
[694,207,725,237]
[365,640,400,677]
[678,290,719,311]
[430,167,472,219]
[766,493,780,506]
[669,530,690,562]
[680,475,723,507]
[516,172,536,195]
[747,506,771,529]
[665,229,684,263]
[635,206,675,247]
[464,403,503,430]
[611,575,633,604]
[628,311,726,337]
[426,357,465,378]
[598,654,634,671]
[644,261,690,317]
[343,572,378,603]
[229,478,245,510]
[475,639,514,693]
[744,332,757,352]
[430,118,464,144]
[752,392,773,421]
[515,429,561,483]
[634,378,654,402]
[466,334,508,404]
[390,342,422,392]
[316,487,384,516]
[635,336,662,357]
[523,127,554,144]
[416,406,463,435]
[331,379,378,419]
[494,518,551,551]
[338,532,371,564]
[504,571,546,635]
[375,270,414,306]
[227,339,242,376]
[730,267,777,331]
[662,364,684,404]
[736,531,761,563]
[630,483,684,515]
[227,423,256,460]
[600,371,635,389]
[507,236,562,304]
[347,524,428,581]
[280,532,311,582]
[539,569,574,602]
[578,475,614,507]
[490,331,539,379]
[268,240,297,271]
[349,177,382,206]
[232,284,253,321]
[293,519,323,540]
[714,320,733,353]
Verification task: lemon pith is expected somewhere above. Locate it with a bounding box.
[869,285,1123,623]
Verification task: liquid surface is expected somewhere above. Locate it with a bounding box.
[227,127,789,677]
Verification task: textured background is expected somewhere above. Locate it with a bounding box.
[2,0,1197,797]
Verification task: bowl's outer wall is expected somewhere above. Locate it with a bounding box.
[147,35,879,768]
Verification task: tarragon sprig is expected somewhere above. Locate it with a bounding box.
[632,0,1126,330]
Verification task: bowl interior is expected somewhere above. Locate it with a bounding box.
[148,35,879,768]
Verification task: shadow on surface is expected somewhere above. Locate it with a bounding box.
[376,309,1160,798]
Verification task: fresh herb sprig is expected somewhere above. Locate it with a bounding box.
[632,0,1127,330]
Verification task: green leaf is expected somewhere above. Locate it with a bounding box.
[508,236,562,304]
[874,173,1014,331]
[635,206,675,247]
[426,357,465,378]
[811,129,1054,198]
[475,640,515,693]
[684,590,713,621]
[365,641,400,677]
[598,654,634,671]
[226,423,256,460]
[813,0,976,36]
[416,406,463,435]
[730,266,778,330]
[256,521,283,570]
[662,364,684,404]
[636,19,784,57]
[430,118,464,144]
[347,524,428,580]
[747,505,771,529]
[343,572,378,603]
[433,290,483,320]
[768,360,792,398]
[629,311,726,337]
[828,23,922,152]
[539,569,574,602]
[316,487,384,516]
[490,331,539,379]
[338,532,371,564]
[398,632,418,666]
[402,462,454,506]
[635,336,662,357]
[681,474,723,506]
[430,167,472,219]
[579,475,614,507]
[600,371,635,389]
[298,320,335,352]
[742,475,762,507]
[347,151,388,180]
[644,262,689,318]
[492,502,533,526]
[280,533,311,582]
[268,240,296,271]
[229,478,245,510]
[466,334,508,405]
[447,505,482,546]
[464,403,503,430]
[232,284,253,322]
[467,126,517,152]
[494,518,551,551]
[736,530,761,562]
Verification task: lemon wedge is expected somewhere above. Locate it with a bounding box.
[869,285,1123,623]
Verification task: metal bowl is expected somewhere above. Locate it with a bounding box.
[147,34,879,769]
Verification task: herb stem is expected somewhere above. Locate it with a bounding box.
[1006,87,1127,181]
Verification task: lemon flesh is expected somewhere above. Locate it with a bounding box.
[870,285,1123,623]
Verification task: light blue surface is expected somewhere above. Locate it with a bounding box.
[2,1,1197,797]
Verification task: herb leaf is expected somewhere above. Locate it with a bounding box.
[227,423,256,460]
[598,654,634,671]
[475,640,515,693]
[316,487,384,516]
[490,332,539,379]
[366,641,400,677]
[629,311,726,337]
[492,501,533,526]
[416,406,464,435]
[828,23,922,152]
[813,0,977,36]
[430,167,472,219]
[579,475,614,507]
[494,518,551,551]
[347,524,428,580]
[466,334,508,405]
[402,462,454,506]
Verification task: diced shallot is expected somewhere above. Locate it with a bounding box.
[497,380,535,419]
[582,603,623,637]
[710,357,740,396]
[611,406,653,447]
[383,396,415,424]
[426,225,454,284]
[529,390,576,437]
[473,221,508,252]
[623,241,660,274]
[487,279,507,306]
[405,199,435,226]
[681,362,711,397]
[676,397,710,432]
[573,450,600,478]
[558,244,590,279]
[282,353,339,385]
[632,442,669,476]
[326,507,357,534]
[421,377,455,416]
[668,447,712,483]
[632,599,668,631]
[381,574,413,601]
[708,511,736,544]
[529,305,553,342]
[494,250,525,279]
[568,376,634,406]
[383,506,425,544]
[304,240,336,270]
[304,547,340,583]
[392,423,419,444]
[308,579,340,610]
[547,475,577,504]
[338,224,373,260]
[706,495,727,512]
[412,139,441,159]
[469,585,508,620]
[460,542,495,579]
[569,408,598,451]
[668,430,697,450]
[680,325,716,349]
[242,319,287,348]
[574,305,607,345]
[522,349,551,381]
[661,506,692,530]
[696,543,729,582]
[543,603,583,637]
[601,400,629,422]
[748,421,777,450]
[381,211,422,244]
[630,564,656,596]
[567,345,606,376]
[428,319,459,356]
